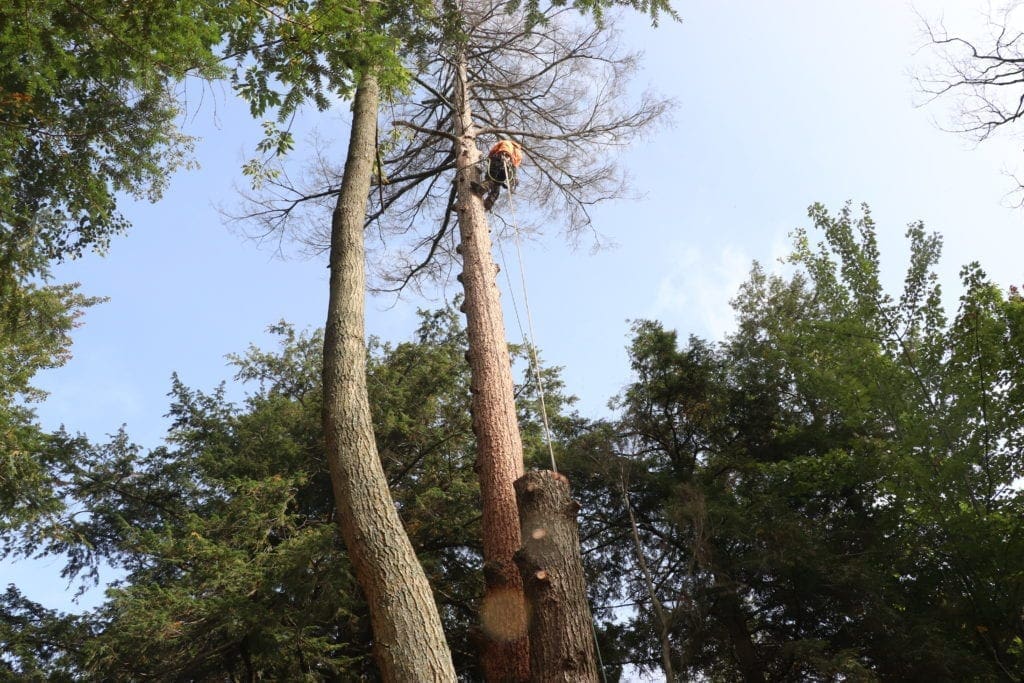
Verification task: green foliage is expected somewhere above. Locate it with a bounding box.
[0,586,86,681]
[63,328,366,679]
[224,0,434,178]
[0,236,100,548]
[565,202,1024,681]
[0,0,220,543]
[1,306,546,679]
[0,0,226,263]
[508,0,678,30]
[226,0,417,115]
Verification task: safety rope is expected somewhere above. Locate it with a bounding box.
[499,158,558,474]
[494,155,609,683]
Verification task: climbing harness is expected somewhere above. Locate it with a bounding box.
[477,140,523,211]
[486,152,517,188]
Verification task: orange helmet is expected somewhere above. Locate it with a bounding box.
[488,140,523,167]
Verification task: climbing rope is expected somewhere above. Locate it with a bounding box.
[498,160,558,475]
[495,156,609,683]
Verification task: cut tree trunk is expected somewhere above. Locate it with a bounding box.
[450,48,531,682]
[322,70,457,682]
[514,470,599,683]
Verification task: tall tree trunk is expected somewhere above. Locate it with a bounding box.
[450,48,531,682]
[514,471,600,683]
[323,70,457,682]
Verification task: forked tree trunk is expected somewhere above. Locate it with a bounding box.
[323,70,457,682]
[514,471,599,683]
[450,49,531,682]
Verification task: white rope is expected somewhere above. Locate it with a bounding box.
[500,160,558,474]
[498,160,610,681]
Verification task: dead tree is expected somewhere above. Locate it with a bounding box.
[447,32,533,682]
[374,4,668,678]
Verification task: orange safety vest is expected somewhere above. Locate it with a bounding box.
[488,140,523,168]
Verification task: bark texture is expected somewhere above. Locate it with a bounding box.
[514,471,599,683]
[322,71,457,682]
[450,49,530,682]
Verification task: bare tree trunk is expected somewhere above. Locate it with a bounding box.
[620,472,676,682]
[323,70,457,682]
[450,48,531,682]
[514,471,600,683]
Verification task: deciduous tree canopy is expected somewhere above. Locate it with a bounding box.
[0,0,226,263]
[566,203,1024,681]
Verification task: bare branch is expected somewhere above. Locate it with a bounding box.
[366,0,671,291]
[392,119,457,141]
[229,0,671,292]
[917,2,1024,141]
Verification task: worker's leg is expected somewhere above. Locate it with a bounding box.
[484,185,500,211]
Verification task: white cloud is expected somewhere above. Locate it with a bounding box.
[650,223,794,341]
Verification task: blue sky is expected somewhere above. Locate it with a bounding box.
[10,1,1024,612]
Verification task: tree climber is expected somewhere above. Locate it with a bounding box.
[472,139,523,211]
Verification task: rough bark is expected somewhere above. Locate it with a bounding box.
[322,71,457,682]
[450,48,531,682]
[514,470,599,683]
